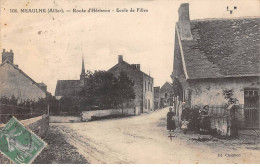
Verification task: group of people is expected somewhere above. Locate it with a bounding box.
[166,104,210,134]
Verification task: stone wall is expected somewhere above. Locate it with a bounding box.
[0,114,49,137]
[108,62,144,113]
[188,77,259,107]
[210,116,230,136]
[81,108,135,121]
[0,62,46,102]
[0,114,49,163]
[153,87,160,110]
[49,116,81,123]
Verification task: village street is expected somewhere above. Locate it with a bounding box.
[49,107,259,164]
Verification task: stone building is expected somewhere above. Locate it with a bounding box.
[160,82,173,108]
[108,55,154,114]
[171,3,260,129]
[0,49,48,102]
[55,58,87,98]
[153,86,160,110]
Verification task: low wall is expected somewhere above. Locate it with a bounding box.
[0,114,49,163]
[0,114,49,137]
[210,116,230,136]
[81,108,135,121]
[26,114,49,137]
[50,116,81,123]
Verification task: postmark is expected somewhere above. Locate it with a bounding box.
[0,117,47,164]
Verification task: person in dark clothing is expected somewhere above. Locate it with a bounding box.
[199,105,210,133]
[192,105,200,132]
[166,107,176,132]
[181,104,190,121]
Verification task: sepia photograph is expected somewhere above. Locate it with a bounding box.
[0,0,259,165]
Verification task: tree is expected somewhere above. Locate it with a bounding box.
[115,72,135,114]
[222,88,239,137]
[83,70,119,109]
[81,71,135,112]
[222,89,238,105]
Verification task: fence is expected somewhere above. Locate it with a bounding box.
[208,104,257,128]
[243,104,259,128]
[0,103,48,124]
[208,105,227,116]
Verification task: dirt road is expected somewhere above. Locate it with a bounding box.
[53,107,259,164]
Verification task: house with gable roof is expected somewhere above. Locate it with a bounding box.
[159,82,173,108]
[108,55,154,114]
[171,3,260,129]
[0,49,49,102]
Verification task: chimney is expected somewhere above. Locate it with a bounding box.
[131,64,141,71]
[118,55,123,63]
[2,49,14,63]
[136,64,140,71]
[178,3,193,40]
[38,82,47,92]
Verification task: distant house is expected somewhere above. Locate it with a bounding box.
[0,49,49,102]
[153,86,160,110]
[55,58,87,99]
[108,55,154,114]
[160,82,173,108]
[171,4,260,129]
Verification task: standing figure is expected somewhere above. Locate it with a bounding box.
[181,119,189,134]
[199,105,210,133]
[166,107,176,132]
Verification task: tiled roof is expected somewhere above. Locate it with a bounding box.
[179,18,260,79]
[55,80,82,97]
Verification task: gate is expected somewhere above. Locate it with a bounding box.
[244,104,259,128]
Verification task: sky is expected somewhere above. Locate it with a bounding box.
[1,0,259,94]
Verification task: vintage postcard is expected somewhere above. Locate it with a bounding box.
[0,0,259,164]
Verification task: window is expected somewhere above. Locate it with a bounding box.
[148,82,150,91]
[165,93,168,98]
[244,89,258,97]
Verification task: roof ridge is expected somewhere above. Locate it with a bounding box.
[191,16,260,22]
[0,60,48,94]
[108,60,153,79]
[177,17,259,79]
[57,79,80,81]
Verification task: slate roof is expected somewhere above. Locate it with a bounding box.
[108,60,153,79]
[55,80,82,97]
[178,17,260,79]
[37,83,47,87]
[160,82,172,93]
[0,60,48,94]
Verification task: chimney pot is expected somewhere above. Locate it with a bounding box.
[136,64,140,70]
[2,49,14,63]
[118,55,123,63]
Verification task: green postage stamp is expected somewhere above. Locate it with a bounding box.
[0,117,46,164]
